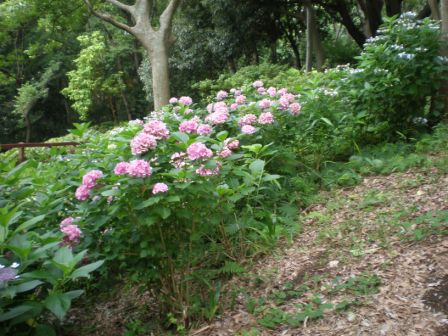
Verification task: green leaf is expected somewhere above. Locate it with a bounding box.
[166,195,181,203]
[44,292,71,320]
[216,131,229,141]
[249,159,265,174]
[320,117,333,127]
[70,260,104,280]
[135,197,160,210]
[242,144,262,154]
[35,324,57,336]
[14,280,44,294]
[0,304,33,322]
[14,214,45,233]
[100,189,120,197]
[155,207,171,219]
[65,290,84,300]
[262,174,282,182]
[52,247,74,274]
[171,131,189,144]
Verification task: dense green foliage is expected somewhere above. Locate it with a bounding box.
[1,4,448,334]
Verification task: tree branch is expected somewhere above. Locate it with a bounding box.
[105,0,132,14]
[160,0,182,32]
[83,0,134,34]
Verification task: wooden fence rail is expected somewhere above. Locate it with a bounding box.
[0,142,81,163]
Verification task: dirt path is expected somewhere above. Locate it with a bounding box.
[195,168,448,336]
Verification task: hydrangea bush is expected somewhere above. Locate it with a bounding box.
[61,81,303,319]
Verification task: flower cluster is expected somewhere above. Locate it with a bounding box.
[76,170,103,201]
[114,159,152,178]
[187,142,213,160]
[131,132,157,155]
[60,217,82,245]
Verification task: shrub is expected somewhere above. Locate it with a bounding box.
[344,13,447,136]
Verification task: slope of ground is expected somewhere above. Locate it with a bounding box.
[194,160,448,336]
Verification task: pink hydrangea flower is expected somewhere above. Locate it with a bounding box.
[131,132,157,155]
[213,102,228,111]
[283,93,296,103]
[60,224,82,242]
[216,90,228,100]
[238,114,257,126]
[267,87,277,97]
[278,88,288,95]
[253,80,264,88]
[278,96,290,110]
[197,124,213,135]
[179,96,193,105]
[60,217,74,229]
[258,112,274,125]
[289,102,302,115]
[152,182,169,194]
[114,162,130,175]
[179,119,198,133]
[257,87,266,95]
[219,147,232,158]
[128,160,152,177]
[185,108,193,114]
[75,184,90,201]
[196,165,220,176]
[205,111,229,125]
[225,139,240,150]
[207,103,214,113]
[241,125,257,134]
[235,95,246,105]
[258,99,272,109]
[187,142,213,160]
[230,103,238,111]
[170,152,187,168]
[143,120,169,139]
[107,196,114,204]
[82,170,103,188]
[234,89,242,96]
[169,97,178,104]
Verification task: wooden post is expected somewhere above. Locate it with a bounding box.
[18,142,26,163]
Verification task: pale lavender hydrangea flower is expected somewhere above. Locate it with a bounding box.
[241,125,257,134]
[152,182,169,194]
[179,96,193,105]
[187,143,213,160]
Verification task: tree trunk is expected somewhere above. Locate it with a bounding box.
[327,1,367,47]
[270,39,278,64]
[385,0,402,17]
[148,43,170,111]
[441,0,448,117]
[365,0,384,37]
[310,5,325,71]
[429,0,441,20]
[306,4,314,72]
[83,0,181,112]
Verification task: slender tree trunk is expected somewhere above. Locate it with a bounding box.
[270,39,278,64]
[365,0,384,37]
[228,59,236,73]
[385,0,403,17]
[429,0,441,20]
[309,5,325,71]
[121,92,132,120]
[25,113,31,143]
[306,4,314,72]
[441,0,448,117]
